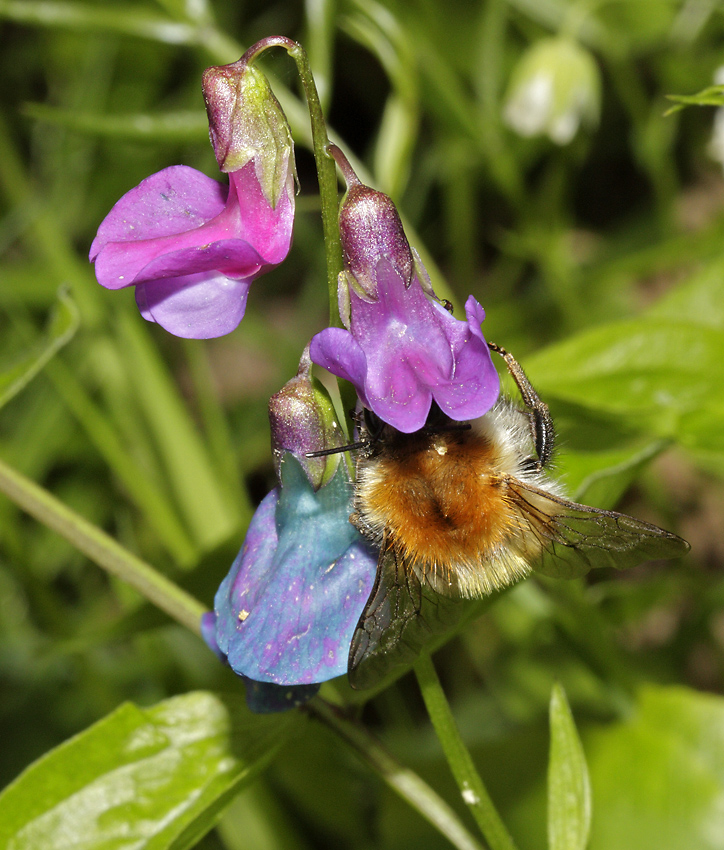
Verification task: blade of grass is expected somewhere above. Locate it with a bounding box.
[414,652,519,850]
[308,698,487,850]
[0,454,206,633]
[117,313,239,552]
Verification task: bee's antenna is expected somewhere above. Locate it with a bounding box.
[305,440,367,458]
[488,341,555,468]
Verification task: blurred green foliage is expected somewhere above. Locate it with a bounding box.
[1,0,723,848]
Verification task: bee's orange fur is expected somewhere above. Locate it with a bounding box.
[360,430,513,570]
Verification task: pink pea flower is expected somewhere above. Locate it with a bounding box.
[90,53,295,339]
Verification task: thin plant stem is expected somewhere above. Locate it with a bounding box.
[308,698,487,850]
[246,37,344,326]
[414,652,520,850]
[0,455,206,635]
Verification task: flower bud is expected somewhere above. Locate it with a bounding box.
[330,146,413,298]
[268,347,345,488]
[503,38,600,146]
[203,55,294,208]
[340,184,413,297]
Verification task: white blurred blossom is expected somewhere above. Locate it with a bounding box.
[503,38,601,146]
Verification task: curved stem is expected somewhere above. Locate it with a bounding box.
[0,455,206,635]
[308,698,486,850]
[247,37,344,327]
[414,652,519,850]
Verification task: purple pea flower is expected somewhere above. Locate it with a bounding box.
[201,611,320,714]
[90,52,295,339]
[310,147,499,433]
[202,351,377,711]
[203,457,377,693]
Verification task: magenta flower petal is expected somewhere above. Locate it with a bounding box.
[231,163,295,264]
[91,164,290,288]
[430,296,501,420]
[135,272,251,339]
[308,327,371,408]
[311,260,500,432]
[91,152,293,338]
[91,166,226,248]
[90,166,230,289]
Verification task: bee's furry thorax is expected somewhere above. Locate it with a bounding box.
[351,398,566,598]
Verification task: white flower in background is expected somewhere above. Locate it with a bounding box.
[707,67,724,169]
[503,38,601,146]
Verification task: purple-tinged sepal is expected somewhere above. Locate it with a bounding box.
[207,456,377,690]
[310,147,499,433]
[331,147,412,299]
[268,347,345,489]
[203,50,295,207]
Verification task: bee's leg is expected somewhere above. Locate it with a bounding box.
[488,342,555,469]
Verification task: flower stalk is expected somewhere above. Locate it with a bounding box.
[307,698,486,850]
[250,37,344,325]
[414,652,520,850]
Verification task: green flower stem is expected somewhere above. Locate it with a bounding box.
[286,42,344,326]
[414,652,519,850]
[308,699,486,850]
[0,455,206,635]
[246,36,343,326]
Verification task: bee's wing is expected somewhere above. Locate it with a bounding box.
[348,538,486,690]
[349,482,689,690]
[506,478,690,579]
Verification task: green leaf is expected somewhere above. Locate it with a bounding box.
[548,683,591,850]
[561,439,669,508]
[586,686,724,850]
[527,319,724,453]
[646,255,724,330]
[664,85,724,115]
[0,691,296,850]
[0,287,79,410]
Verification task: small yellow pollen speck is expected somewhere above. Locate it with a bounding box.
[434,440,448,456]
[238,609,250,622]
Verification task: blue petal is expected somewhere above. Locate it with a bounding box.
[201,611,226,662]
[201,610,320,712]
[213,456,378,685]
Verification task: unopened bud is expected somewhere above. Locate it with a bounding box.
[268,347,345,489]
[503,38,600,146]
[330,146,413,297]
[203,54,294,207]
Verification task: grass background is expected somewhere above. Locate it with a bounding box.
[1,1,723,848]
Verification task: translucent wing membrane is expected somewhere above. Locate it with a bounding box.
[348,538,487,690]
[506,478,690,579]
